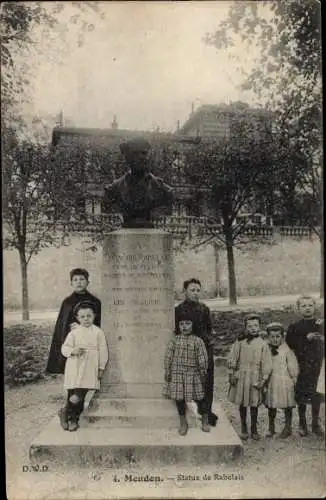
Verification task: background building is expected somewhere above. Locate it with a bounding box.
[51,102,274,222]
[179,101,271,140]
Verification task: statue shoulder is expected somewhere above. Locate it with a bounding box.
[148,172,164,183]
[105,174,127,191]
[149,173,173,193]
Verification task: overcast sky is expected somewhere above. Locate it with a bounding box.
[28,1,264,132]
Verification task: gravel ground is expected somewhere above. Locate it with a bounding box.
[4,316,325,499]
[5,367,325,500]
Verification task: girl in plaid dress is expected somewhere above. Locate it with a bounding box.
[163,316,209,436]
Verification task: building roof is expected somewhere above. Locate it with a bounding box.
[179,102,272,135]
[52,126,201,147]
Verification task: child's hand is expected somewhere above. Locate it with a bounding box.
[229,373,238,386]
[253,381,264,390]
[307,332,322,340]
[70,322,79,331]
[71,347,85,357]
[164,373,171,383]
[98,369,104,380]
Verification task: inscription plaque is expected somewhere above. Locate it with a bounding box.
[101,229,174,398]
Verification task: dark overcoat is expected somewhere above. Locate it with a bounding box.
[46,291,101,374]
[175,300,214,361]
[286,318,324,404]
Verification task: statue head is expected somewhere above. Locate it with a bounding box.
[120,138,151,175]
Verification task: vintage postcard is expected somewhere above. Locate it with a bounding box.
[3,1,324,499]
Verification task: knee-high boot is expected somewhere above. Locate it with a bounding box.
[279,408,292,438]
[298,404,308,436]
[312,396,324,437]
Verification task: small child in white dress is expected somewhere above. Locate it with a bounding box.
[265,322,299,438]
[59,301,109,431]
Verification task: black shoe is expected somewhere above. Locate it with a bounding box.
[208,412,218,427]
[58,408,69,431]
[299,422,308,437]
[240,424,249,440]
[178,415,188,436]
[312,424,325,438]
[251,432,261,441]
[68,420,79,432]
[240,431,249,440]
[278,427,292,439]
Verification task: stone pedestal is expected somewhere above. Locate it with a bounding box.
[30,229,243,466]
[100,229,174,398]
[84,229,198,427]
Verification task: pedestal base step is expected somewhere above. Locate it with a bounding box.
[99,384,164,399]
[30,402,243,466]
[82,398,197,428]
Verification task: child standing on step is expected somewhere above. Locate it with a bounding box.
[265,322,299,438]
[227,314,273,441]
[286,296,324,437]
[163,314,210,436]
[59,301,108,432]
[46,268,101,375]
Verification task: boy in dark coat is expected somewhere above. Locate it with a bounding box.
[175,278,218,426]
[286,295,324,437]
[46,268,101,375]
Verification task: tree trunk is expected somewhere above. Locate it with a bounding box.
[213,241,221,298]
[320,233,324,298]
[19,250,29,320]
[225,229,237,305]
[320,174,324,298]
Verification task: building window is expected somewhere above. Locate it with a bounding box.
[173,201,189,216]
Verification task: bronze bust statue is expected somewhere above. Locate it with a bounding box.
[103,138,173,228]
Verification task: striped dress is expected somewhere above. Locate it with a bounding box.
[265,343,299,409]
[163,334,208,401]
[227,336,273,407]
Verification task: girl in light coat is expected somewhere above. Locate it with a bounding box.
[265,322,299,438]
[228,314,273,441]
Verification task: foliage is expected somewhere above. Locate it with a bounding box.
[205,0,322,229]
[1,1,106,316]
[184,115,277,239]
[204,1,322,297]
[2,136,99,318]
[3,139,86,259]
[205,1,321,109]
[1,1,104,132]
[182,115,279,304]
[4,322,54,387]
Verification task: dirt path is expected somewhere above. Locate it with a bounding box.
[4,293,323,325]
[5,374,325,500]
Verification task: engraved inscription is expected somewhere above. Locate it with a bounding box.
[105,253,173,310]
